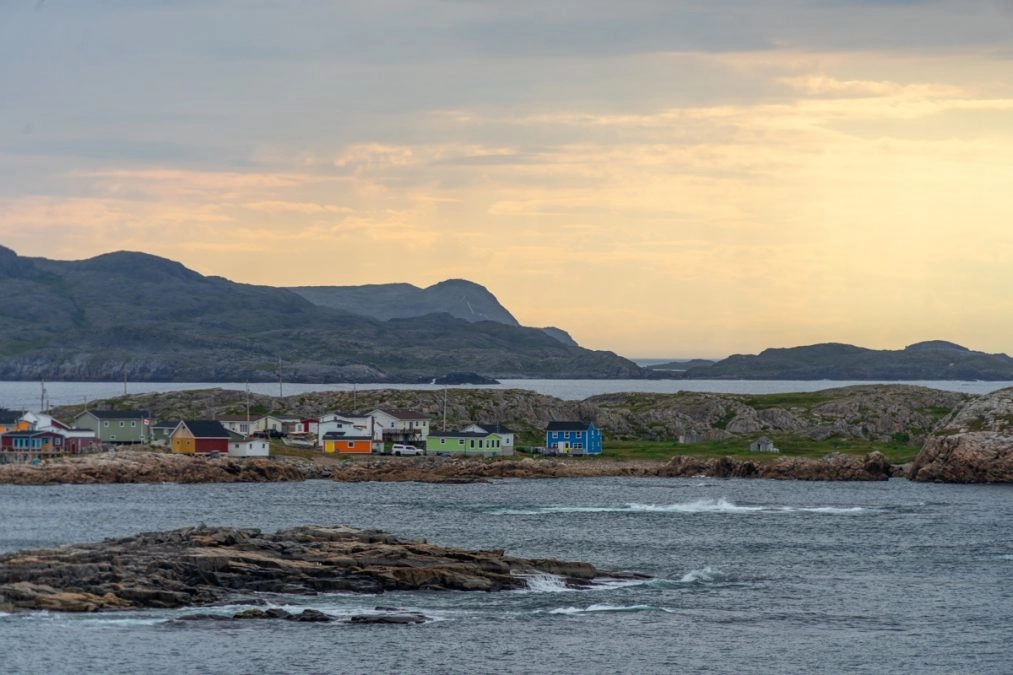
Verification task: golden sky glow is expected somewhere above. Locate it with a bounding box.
[3,2,1013,358]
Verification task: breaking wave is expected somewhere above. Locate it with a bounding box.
[679,566,724,584]
[521,573,573,593]
[491,498,869,516]
[545,604,674,615]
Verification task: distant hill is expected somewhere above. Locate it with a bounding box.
[290,280,576,345]
[0,247,646,383]
[684,341,1013,380]
[291,279,520,325]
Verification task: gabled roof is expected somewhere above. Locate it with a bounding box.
[372,408,429,421]
[2,429,62,438]
[80,409,148,420]
[322,432,374,441]
[153,419,181,429]
[429,431,500,439]
[0,409,26,424]
[216,415,254,423]
[474,422,513,434]
[177,420,230,439]
[546,421,596,432]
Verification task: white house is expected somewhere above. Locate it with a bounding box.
[252,415,301,435]
[217,415,256,437]
[228,437,270,458]
[368,408,430,444]
[317,412,381,449]
[21,412,70,432]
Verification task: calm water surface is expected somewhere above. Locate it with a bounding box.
[3,378,1010,410]
[1,478,1011,674]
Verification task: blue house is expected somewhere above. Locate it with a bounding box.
[545,421,602,455]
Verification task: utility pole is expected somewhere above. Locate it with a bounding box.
[442,386,448,431]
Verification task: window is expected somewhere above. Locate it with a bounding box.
[103,421,109,428]
[131,421,136,427]
[440,438,446,445]
[119,422,125,428]
[347,441,354,448]
[458,439,464,445]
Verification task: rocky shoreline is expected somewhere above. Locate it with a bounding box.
[0,448,902,484]
[0,525,639,616]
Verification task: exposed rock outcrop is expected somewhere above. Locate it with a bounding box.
[909,388,1013,482]
[0,525,635,613]
[659,451,893,481]
[0,450,325,485]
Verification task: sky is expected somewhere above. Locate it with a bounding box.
[3,1,1013,359]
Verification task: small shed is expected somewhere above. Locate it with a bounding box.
[228,437,270,458]
[749,436,779,453]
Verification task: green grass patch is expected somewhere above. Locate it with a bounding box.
[737,391,838,410]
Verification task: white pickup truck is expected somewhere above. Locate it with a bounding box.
[389,443,424,456]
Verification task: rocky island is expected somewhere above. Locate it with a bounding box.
[0,525,634,616]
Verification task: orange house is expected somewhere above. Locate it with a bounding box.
[322,433,373,454]
[0,409,31,434]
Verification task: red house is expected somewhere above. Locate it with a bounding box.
[170,420,231,455]
[1,430,66,454]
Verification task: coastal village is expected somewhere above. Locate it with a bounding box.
[0,404,603,464]
[0,382,1010,483]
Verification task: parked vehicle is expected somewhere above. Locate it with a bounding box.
[390,443,424,456]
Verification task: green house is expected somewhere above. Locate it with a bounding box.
[426,431,503,456]
[73,409,150,444]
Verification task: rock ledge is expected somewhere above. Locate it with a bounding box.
[0,525,634,613]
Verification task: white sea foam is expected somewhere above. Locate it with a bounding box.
[679,566,724,583]
[493,499,870,516]
[792,506,866,514]
[492,498,765,516]
[546,604,673,615]
[522,573,573,593]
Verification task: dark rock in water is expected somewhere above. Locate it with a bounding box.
[349,613,427,624]
[176,613,235,621]
[233,608,292,620]
[289,608,333,622]
[0,524,630,613]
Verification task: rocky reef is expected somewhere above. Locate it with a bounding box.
[0,525,631,613]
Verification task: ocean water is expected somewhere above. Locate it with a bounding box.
[4,378,1012,411]
[1,478,1011,674]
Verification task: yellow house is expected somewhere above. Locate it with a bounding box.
[322,433,373,454]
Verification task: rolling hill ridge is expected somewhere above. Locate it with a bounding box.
[0,247,644,382]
